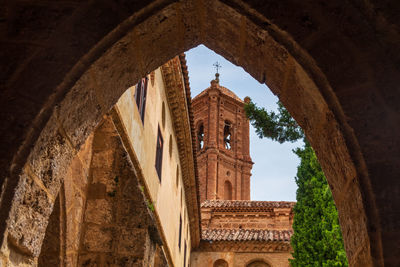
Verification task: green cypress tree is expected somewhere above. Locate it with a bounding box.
[244,99,348,266]
[290,141,348,266]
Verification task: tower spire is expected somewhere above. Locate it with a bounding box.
[213,61,221,83]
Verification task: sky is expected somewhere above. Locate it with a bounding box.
[185,45,303,201]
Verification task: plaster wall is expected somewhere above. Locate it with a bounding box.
[115,68,191,267]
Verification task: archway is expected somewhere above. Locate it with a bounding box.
[247,260,270,267]
[214,259,229,267]
[224,180,233,200]
[1,1,399,266]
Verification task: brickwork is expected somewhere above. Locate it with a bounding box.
[193,79,253,202]
[191,251,291,267]
[201,207,293,231]
[1,1,400,266]
[193,81,294,266]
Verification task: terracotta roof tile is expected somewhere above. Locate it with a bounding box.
[201,200,295,210]
[202,229,293,242]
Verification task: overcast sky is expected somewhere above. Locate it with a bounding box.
[185,45,303,201]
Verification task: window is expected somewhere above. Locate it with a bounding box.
[155,126,163,181]
[134,77,148,123]
[197,123,204,150]
[223,121,232,150]
[224,180,233,200]
[176,165,179,188]
[161,102,166,128]
[169,134,173,157]
[178,215,182,250]
[184,242,187,267]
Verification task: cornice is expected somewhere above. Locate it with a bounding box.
[196,240,292,253]
[201,200,295,213]
[160,55,201,248]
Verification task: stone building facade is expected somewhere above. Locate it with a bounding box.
[191,78,294,267]
[2,55,200,266]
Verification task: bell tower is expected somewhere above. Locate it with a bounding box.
[192,73,253,203]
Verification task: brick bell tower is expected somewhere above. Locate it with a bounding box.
[192,72,253,203]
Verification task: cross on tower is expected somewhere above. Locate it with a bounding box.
[213,61,222,74]
[213,61,221,83]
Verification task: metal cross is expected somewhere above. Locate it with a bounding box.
[213,61,222,74]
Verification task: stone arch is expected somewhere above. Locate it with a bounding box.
[38,188,66,267]
[224,180,233,200]
[1,0,399,266]
[196,121,205,151]
[246,259,270,267]
[214,258,229,267]
[223,120,233,150]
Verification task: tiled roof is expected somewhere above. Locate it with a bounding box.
[202,229,293,242]
[201,200,295,210]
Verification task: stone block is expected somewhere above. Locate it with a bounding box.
[65,252,78,267]
[117,228,150,256]
[66,215,81,252]
[76,133,94,169]
[7,246,35,267]
[7,205,48,257]
[68,156,89,189]
[87,182,107,199]
[78,253,101,267]
[83,225,113,252]
[120,175,139,200]
[85,199,113,224]
[117,199,149,228]
[6,172,54,257]
[91,149,114,169]
[28,115,74,197]
[113,256,144,267]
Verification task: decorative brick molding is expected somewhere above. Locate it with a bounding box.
[160,55,201,248]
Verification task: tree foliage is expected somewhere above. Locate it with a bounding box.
[290,141,348,266]
[244,99,348,267]
[244,100,304,143]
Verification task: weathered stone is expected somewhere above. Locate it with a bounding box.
[117,228,150,256]
[7,173,53,257]
[85,199,113,224]
[83,225,113,252]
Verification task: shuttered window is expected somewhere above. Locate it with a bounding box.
[178,215,182,250]
[155,126,163,181]
[134,77,148,123]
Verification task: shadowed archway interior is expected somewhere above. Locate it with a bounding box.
[0,0,399,266]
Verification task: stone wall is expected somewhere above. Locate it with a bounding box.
[37,117,169,266]
[36,57,198,266]
[76,118,164,266]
